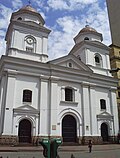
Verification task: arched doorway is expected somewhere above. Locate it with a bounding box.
[18,119,32,143]
[62,115,77,142]
[101,123,109,141]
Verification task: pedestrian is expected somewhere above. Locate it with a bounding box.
[88,139,92,153]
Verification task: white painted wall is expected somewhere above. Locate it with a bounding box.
[0,6,119,144]
[14,75,39,109]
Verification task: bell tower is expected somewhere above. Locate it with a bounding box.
[5,5,51,63]
[69,25,111,76]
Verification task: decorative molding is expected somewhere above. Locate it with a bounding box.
[60,101,78,106]
[97,111,114,121]
[13,104,39,116]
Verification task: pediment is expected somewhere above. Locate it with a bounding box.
[49,54,92,72]
[97,111,113,120]
[13,104,39,114]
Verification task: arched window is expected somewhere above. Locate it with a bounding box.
[100,99,106,110]
[17,17,22,20]
[23,89,32,102]
[68,62,72,68]
[95,54,102,67]
[65,88,73,101]
[24,35,36,53]
[84,37,89,40]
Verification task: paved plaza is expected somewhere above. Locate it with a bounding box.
[0,144,120,158]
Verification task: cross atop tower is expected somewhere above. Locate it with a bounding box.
[28,0,31,5]
[85,20,89,27]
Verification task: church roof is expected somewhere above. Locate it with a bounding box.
[19,5,38,13]
[74,25,103,44]
[79,25,97,34]
[49,54,93,73]
[11,5,45,25]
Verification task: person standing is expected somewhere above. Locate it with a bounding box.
[88,140,92,153]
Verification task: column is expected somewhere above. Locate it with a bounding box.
[0,72,7,134]
[82,84,91,136]
[3,70,17,135]
[110,89,119,135]
[89,86,98,135]
[50,77,59,136]
[42,37,48,55]
[61,86,65,101]
[39,76,49,136]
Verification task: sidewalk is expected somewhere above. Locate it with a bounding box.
[0,144,120,152]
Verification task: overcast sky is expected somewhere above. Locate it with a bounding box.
[0,0,111,60]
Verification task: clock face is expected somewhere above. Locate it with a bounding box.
[26,38,33,45]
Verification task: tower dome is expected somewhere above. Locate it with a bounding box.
[10,5,45,25]
[79,25,97,34]
[74,25,102,44]
[19,5,38,13]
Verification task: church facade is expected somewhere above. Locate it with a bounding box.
[0,5,119,145]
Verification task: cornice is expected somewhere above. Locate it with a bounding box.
[9,48,48,58]
[12,20,51,34]
[1,55,118,89]
[5,20,51,40]
[69,40,109,55]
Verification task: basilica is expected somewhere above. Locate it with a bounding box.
[0,5,119,145]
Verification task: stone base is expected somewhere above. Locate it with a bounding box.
[77,136,103,145]
[0,135,18,145]
[79,136,103,145]
[109,136,118,143]
[0,135,62,145]
[0,135,118,145]
[77,136,118,145]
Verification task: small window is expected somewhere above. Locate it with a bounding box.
[65,88,73,101]
[100,99,106,110]
[26,47,33,52]
[95,56,100,63]
[69,63,72,68]
[23,90,32,102]
[17,17,22,20]
[95,54,102,67]
[84,37,89,40]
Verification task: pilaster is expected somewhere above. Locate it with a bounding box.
[82,83,91,136]
[89,86,97,135]
[49,76,59,136]
[39,75,49,136]
[0,72,8,134]
[3,70,17,135]
[110,89,119,135]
